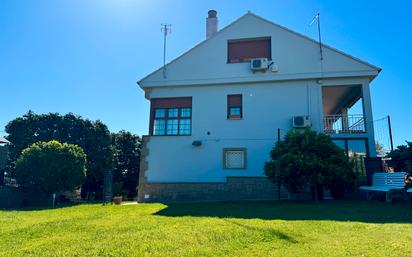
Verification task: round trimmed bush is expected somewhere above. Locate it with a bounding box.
[15,140,87,194]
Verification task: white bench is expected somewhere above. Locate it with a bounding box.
[359,172,407,203]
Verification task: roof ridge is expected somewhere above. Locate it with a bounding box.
[138,11,381,87]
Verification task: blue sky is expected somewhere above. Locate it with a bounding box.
[0,0,411,147]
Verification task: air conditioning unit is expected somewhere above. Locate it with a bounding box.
[293,116,311,128]
[250,58,269,71]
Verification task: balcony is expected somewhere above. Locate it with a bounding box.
[323,114,366,134]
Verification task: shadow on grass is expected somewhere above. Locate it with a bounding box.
[0,202,85,211]
[227,219,299,243]
[155,199,412,224]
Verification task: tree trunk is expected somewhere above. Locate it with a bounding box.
[0,170,4,186]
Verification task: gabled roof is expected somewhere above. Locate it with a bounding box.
[249,12,381,71]
[138,12,381,88]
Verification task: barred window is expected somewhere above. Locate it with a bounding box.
[223,148,246,169]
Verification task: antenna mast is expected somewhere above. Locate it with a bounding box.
[161,23,171,78]
[310,13,323,61]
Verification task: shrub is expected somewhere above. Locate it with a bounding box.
[387,141,412,173]
[15,140,87,195]
[5,111,113,198]
[264,129,355,200]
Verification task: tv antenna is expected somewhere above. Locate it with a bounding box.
[309,13,323,61]
[161,23,172,78]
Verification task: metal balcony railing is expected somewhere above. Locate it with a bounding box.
[323,114,366,134]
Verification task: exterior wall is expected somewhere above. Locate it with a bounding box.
[138,77,377,202]
[138,78,374,202]
[144,80,322,184]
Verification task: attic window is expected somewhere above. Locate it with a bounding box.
[227,37,271,63]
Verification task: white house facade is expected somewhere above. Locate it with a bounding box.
[137,11,381,202]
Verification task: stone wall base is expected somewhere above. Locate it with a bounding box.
[137,176,288,203]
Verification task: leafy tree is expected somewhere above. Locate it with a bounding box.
[112,131,141,198]
[375,141,386,157]
[5,111,114,198]
[387,141,412,173]
[15,140,86,195]
[264,129,355,201]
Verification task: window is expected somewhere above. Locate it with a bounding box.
[227,94,242,119]
[223,148,246,169]
[150,97,192,136]
[332,138,368,178]
[153,120,166,135]
[332,139,369,157]
[228,37,271,63]
[166,119,179,135]
[179,119,191,135]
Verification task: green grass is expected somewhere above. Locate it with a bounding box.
[1,200,412,257]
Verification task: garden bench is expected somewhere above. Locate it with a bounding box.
[359,172,407,203]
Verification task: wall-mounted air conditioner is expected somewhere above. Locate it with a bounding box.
[250,58,269,71]
[293,116,311,128]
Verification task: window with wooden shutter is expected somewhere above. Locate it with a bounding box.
[227,94,242,119]
[227,37,271,63]
[149,97,192,136]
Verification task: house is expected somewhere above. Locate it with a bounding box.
[136,10,381,202]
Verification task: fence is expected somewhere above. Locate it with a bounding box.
[323,114,366,134]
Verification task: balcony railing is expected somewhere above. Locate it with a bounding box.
[323,114,366,134]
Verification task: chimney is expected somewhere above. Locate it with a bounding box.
[206,10,218,39]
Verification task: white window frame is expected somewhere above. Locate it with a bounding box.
[223,148,247,169]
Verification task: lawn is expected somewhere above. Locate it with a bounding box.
[1,200,412,257]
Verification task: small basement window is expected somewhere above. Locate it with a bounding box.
[227,94,242,119]
[227,37,271,63]
[223,148,246,169]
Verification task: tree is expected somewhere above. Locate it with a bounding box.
[264,129,355,201]
[5,111,114,198]
[375,141,386,157]
[387,141,412,172]
[15,140,86,195]
[111,131,141,198]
